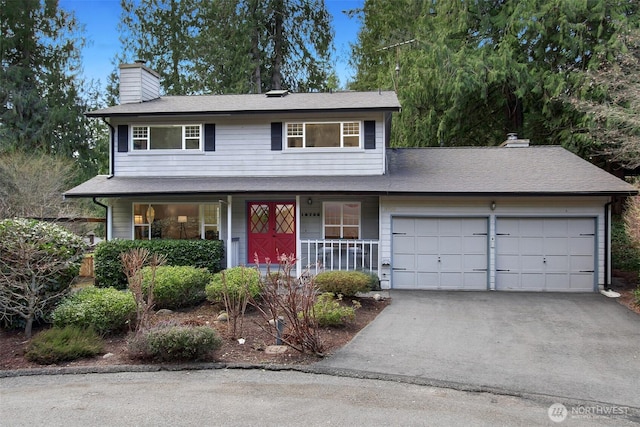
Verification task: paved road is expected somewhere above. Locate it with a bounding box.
[318,291,640,409]
[1,369,637,426]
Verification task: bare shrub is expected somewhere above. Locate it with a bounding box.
[120,248,166,333]
[249,254,323,355]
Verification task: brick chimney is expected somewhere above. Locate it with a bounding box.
[119,61,160,104]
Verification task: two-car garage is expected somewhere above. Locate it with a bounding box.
[390,215,596,292]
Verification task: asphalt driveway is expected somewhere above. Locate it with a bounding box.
[317,291,640,408]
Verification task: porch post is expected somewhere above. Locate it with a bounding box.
[226,195,233,269]
[295,195,301,277]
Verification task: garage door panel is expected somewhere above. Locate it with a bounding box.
[395,235,416,253]
[463,272,489,289]
[496,217,595,292]
[570,274,594,291]
[545,255,569,271]
[394,218,415,234]
[394,254,415,270]
[544,237,569,255]
[520,237,544,254]
[416,236,438,253]
[417,272,440,287]
[463,235,487,252]
[569,238,594,255]
[543,219,568,235]
[465,253,488,270]
[393,271,416,289]
[414,219,437,235]
[439,219,463,234]
[439,236,463,253]
[416,254,439,270]
[571,255,594,271]
[440,254,462,271]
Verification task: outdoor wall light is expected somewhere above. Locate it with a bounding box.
[490,201,496,211]
[307,198,313,205]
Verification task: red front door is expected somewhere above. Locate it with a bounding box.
[248,201,296,264]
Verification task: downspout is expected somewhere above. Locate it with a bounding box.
[102,118,115,178]
[93,197,110,241]
[604,201,613,291]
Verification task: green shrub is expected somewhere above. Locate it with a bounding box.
[611,220,640,273]
[634,286,640,307]
[94,239,224,289]
[314,270,371,297]
[311,293,360,327]
[142,265,211,309]
[52,287,136,335]
[25,326,104,364]
[362,270,381,291]
[206,266,261,303]
[0,218,87,334]
[128,323,221,361]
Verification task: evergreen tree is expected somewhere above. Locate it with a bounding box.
[115,0,335,95]
[351,0,639,152]
[0,0,107,180]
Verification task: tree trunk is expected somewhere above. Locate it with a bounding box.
[270,0,284,90]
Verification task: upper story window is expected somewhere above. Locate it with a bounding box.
[286,122,361,149]
[132,125,201,150]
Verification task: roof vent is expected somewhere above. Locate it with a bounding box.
[500,133,530,148]
[265,89,289,98]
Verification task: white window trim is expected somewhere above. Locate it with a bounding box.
[131,124,203,151]
[322,201,362,239]
[285,121,362,149]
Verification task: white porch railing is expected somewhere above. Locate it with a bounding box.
[301,239,379,275]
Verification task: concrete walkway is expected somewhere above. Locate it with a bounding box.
[317,291,640,408]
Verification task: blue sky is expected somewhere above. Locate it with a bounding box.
[58,0,364,87]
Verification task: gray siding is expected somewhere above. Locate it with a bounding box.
[112,113,387,177]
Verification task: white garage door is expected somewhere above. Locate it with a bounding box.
[392,217,488,290]
[495,217,595,292]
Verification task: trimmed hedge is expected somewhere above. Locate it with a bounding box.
[94,239,224,289]
[314,270,372,297]
[52,287,136,335]
[143,265,212,309]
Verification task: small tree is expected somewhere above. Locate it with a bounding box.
[0,219,86,338]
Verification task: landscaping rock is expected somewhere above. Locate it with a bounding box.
[156,309,174,316]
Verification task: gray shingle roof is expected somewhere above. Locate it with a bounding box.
[64,146,636,198]
[87,91,401,117]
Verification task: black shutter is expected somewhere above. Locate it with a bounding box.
[271,122,283,151]
[204,124,215,151]
[364,120,376,149]
[117,125,128,152]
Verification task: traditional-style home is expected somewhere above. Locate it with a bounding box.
[65,62,636,292]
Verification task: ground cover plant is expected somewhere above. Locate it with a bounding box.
[25,326,104,365]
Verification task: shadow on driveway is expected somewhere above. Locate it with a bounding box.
[317,291,640,408]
